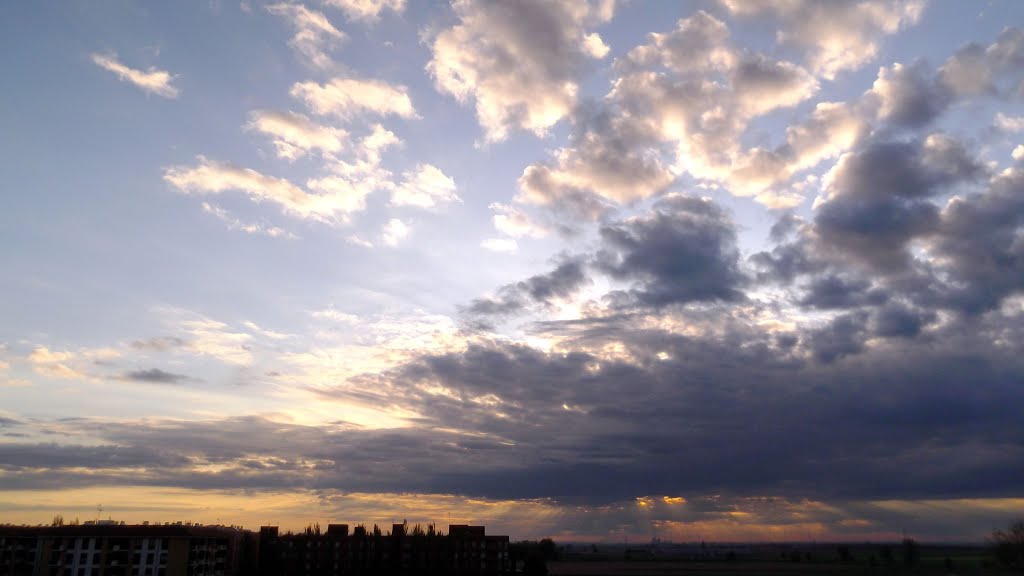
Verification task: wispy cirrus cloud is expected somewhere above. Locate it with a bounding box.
[323,0,405,22]
[90,52,179,98]
[290,77,416,120]
[245,110,348,161]
[267,3,345,70]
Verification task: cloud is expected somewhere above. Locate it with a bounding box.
[390,164,460,208]
[267,3,345,69]
[117,369,192,385]
[516,10,825,214]
[994,113,1024,133]
[164,155,384,225]
[90,53,179,98]
[174,316,254,366]
[799,274,888,310]
[322,0,404,21]
[865,60,952,128]
[466,258,589,318]
[245,110,347,160]
[202,202,297,238]
[721,0,925,79]
[595,195,746,307]
[26,347,87,380]
[427,0,614,141]
[813,136,985,272]
[516,108,675,211]
[130,337,189,352]
[931,164,1024,314]
[489,203,548,238]
[380,218,409,246]
[939,27,1024,98]
[346,235,374,248]
[290,77,416,120]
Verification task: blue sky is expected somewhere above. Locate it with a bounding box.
[2,0,1024,541]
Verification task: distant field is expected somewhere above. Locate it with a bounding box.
[547,559,1016,576]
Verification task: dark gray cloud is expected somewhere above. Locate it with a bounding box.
[813,136,984,272]
[807,311,870,363]
[939,27,1024,98]
[465,257,590,318]
[799,274,888,309]
[871,302,937,338]
[867,60,952,128]
[6,305,1023,510]
[596,195,746,307]
[117,368,192,384]
[932,167,1024,314]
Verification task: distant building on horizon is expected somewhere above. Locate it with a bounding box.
[256,522,509,576]
[0,521,509,576]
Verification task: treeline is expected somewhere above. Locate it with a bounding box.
[510,538,557,575]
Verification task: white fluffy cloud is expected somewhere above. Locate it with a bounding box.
[291,77,416,120]
[90,53,179,98]
[516,10,824,213]
[267,3,345,69]
[246,110,347,160]
[721,0,925,79]
[490,203,548,238]
[381,218,410,246]
[322,0,405,21]
[427,0,615,141]
[390,164,460,209]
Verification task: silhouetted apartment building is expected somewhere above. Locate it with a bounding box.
[256,523,510,576]
[0,522,251,576]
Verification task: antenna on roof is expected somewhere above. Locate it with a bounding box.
[97,504,103,521]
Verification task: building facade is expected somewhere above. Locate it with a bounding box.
[0,523,251,576]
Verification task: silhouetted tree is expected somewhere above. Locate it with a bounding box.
[902,538,920,567]
[539,538,558,561]
[992,520,1024,568]
[51,515,64,527]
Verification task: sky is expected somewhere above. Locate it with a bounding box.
[2,0,1024,543]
